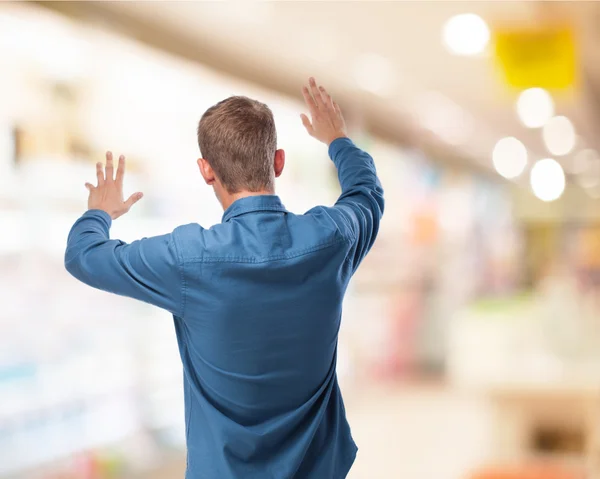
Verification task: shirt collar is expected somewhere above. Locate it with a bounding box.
[222,195,287,223]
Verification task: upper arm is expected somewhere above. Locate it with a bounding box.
[327,138,385,271]
[333,187,384,270]
[65,212,184,316]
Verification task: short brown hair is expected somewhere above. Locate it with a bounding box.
[197,96,277,193]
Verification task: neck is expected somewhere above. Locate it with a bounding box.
[221,189,274,211]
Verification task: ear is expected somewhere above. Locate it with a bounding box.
[197,158,216,185]
[274,149,285,178]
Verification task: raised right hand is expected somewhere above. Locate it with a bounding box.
[300,77,348,146]
[85,151,144,220]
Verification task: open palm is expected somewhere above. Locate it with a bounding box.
[85,151,143,220]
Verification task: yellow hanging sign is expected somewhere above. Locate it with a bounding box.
[494,26,577,90]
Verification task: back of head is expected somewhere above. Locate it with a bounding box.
[197,96,277,193]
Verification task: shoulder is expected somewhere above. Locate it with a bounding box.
[171,222,240,261]
[303,205,357,243]
[172,222,205,237]
[170,223,206,260]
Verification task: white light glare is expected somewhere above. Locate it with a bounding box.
[530,158,566,202]
[492,137,528,179]
[442,14,490,56]
[543,116,576,156]
[516,88,554,128]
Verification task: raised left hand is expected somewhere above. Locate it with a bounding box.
[85,151,144,220]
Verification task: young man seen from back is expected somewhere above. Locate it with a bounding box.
[65,78,384,478]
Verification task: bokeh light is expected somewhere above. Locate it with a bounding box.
[543,115,576,156]
[442,14,490,56]
[492,137,527,179]
[530,158,566,202]
[516,88,554,129]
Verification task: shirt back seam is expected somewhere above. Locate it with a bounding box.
[184,237,349,264]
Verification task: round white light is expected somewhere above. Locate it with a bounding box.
[442,14,490,56]
[353,53,395,95]
[492,137,528,179]
[543,116,576,156]
[516,88,554,128]
[530,158,566,202]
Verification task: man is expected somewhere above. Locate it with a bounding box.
[65,78,384,478]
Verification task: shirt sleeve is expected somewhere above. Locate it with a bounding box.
[327,137,385,271]
[64,209,184,317]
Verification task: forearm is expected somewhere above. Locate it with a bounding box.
[64,210,121,288]
[64,210,184,314]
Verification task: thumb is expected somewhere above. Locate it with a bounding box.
[125,191,144,210]
[300,114,314,136]
[85,182,94,192]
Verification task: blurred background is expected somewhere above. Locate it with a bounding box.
[1,1,600,478]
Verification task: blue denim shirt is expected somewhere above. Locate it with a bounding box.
[65,138,384,479]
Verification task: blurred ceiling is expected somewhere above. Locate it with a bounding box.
[36,1,600,180]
